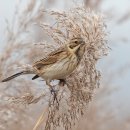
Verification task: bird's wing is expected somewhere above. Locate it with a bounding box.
[33,46,65,70]
[32,75,39,80]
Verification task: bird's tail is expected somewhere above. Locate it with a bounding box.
[2,70,33,82]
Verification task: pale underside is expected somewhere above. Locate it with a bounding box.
[33,47,79,81]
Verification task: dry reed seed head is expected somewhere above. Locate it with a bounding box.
[0,4,108,130]
[41,7,107,54]
[33,7,108,130]
[8,92,46,106]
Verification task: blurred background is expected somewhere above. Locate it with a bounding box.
[0,0,130,130]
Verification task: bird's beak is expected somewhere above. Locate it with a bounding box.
[81,40,85,44]
[79,38,85,44]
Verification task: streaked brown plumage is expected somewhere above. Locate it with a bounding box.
[2,37,85,90]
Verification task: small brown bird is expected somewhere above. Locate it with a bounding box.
[2,37,85,91]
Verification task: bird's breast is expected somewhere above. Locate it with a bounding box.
[41,54,78,80]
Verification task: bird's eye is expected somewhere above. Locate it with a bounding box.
[74,41,78,44]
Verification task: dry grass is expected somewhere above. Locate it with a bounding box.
[35,7,107,130]
[0,1,108,130]
[2,0,130,129]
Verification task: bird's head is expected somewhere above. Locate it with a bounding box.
[66,37,86,56]
[68,37,85,49]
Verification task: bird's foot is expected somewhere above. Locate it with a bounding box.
[50,87,59,105]
[50,87,56,94]
[59,79,66,86]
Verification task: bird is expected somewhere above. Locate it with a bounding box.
[2,37,86,92]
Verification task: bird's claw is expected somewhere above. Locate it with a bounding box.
[50,88,59,105]
[59,79,66,86]
[50,88,56,94]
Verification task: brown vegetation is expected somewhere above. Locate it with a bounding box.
[0,0,108,130]
[0,0,130,130]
